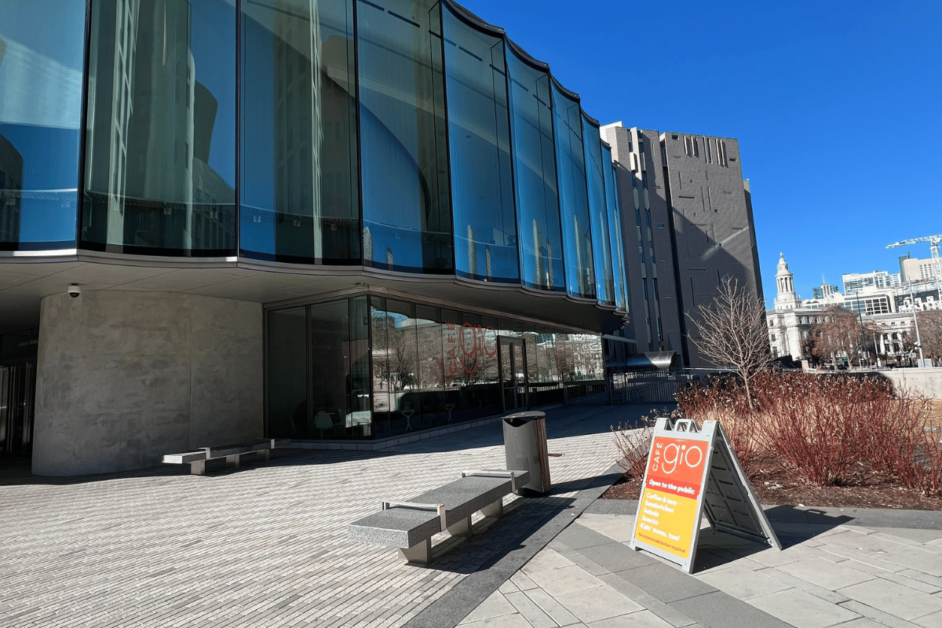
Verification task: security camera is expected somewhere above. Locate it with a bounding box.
[68,284,81,299]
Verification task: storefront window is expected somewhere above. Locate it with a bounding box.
[83,0,236,255]
[240,0,359,263]
[0,0,86,249]
[267,295,604,440]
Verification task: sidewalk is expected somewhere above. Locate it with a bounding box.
[0,402,632,628]
[450,502,942,628]
[3,401,940,628]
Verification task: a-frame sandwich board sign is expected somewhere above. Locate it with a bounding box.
[629,418,781,573]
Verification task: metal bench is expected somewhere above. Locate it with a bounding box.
[162,438,291,475]
[348,469,529,564]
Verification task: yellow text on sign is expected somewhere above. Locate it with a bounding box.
[632,488,700,560]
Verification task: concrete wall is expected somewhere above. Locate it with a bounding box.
[882,367,942,399]
[33,291,263,476]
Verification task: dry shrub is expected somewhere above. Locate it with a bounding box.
[863,392,942,496]
[750,374,870,486]
[675,378,759,474]
[611,409,674,479]
[676,372,942,496]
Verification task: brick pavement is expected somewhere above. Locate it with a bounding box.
[0,401,645,628]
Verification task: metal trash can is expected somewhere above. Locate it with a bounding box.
[502,411,551,495]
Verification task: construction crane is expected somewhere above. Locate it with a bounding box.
[887,233,942,301]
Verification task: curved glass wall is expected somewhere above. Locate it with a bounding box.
[602,144,629,312]
[581,116,613,305]
[442,6,518,283]
[357,0,452,273]
[551,83,594,299]
[0,0,85,250]
[505,46,564,293]
[82,0,236,255]
[240,0,360,263]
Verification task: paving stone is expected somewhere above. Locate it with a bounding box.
[526,565,605,597]
[695,564,791,600]
[458,614,533,628]
[775,557,876,591]
[913,611,942,628]
[612,563,716,604]
[522,588,580,627]
[520,548,577,576]
[670,591,793,628]
[838,600,924,628]
[554,525,618,551]
[509,573,539,592]
[577,541,658,573]
[459,592,517,625]
[586,612,674,627]
[502,591,556,628]
[574,514,635,544]
[747,588,860,628]
[839,579,942,621]
[551,584,644,624]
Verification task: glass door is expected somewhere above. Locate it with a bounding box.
[0,364,35,455]
[498,337,529,412]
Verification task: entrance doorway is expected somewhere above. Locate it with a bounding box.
[498,337,529,412]
[0,364,35,455]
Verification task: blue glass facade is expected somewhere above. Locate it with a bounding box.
[0,0,630,310]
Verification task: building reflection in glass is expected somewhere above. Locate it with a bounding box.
[267,294,605,440]
[240,0,359,263]
[0,0,86,249]
[83,0,236,255]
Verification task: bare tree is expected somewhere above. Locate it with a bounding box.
[916,310,942,362]
[808,306,863,367]
[688,277,771,410]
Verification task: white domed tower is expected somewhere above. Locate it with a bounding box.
[774,253,801,311]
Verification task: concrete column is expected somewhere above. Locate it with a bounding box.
[32,291,264,476]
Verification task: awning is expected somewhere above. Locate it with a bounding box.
[623,351,677,370]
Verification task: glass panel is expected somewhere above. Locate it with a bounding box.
[240,0,359,263]
[582,117,613,305]
[267,307,308,438]
[83,0,236,255]
[415,304,445,428]
[357,0,452,273]
[0,0,85,249]
[370,296,390,439]
[348,297,372,438]
[441,308,463,422]
[602,144,628,312]
[551,83,593,298]
[309,300,350,439]
[506,47,563,292]
[442,6,517,282]
[386,299,418,435]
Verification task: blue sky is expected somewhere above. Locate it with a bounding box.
[458,0,942,306]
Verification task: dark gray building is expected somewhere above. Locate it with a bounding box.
[602,124,763,368]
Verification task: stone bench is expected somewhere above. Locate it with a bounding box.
[163,438,291,475]
[348,469,529,564]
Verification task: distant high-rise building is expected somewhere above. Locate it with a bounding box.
[812,282,839,300]
[842,270,901,294]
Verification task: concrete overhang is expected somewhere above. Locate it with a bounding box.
[0,251,628,336]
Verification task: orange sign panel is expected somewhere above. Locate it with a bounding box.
[632,435,709,561]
